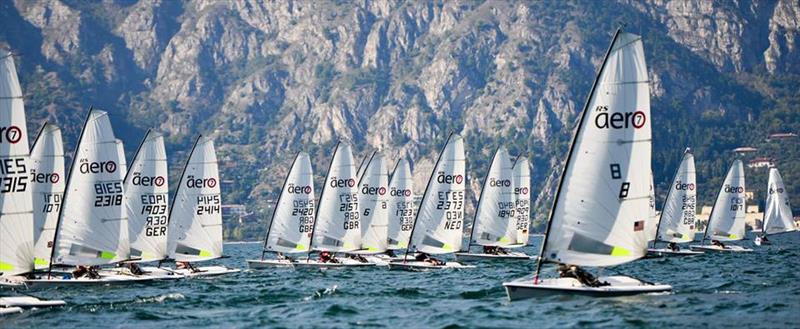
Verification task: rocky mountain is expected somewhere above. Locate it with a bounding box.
[1,0,798,239]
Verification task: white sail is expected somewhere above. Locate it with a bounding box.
[30,124,65,269]
[125,131,169,261]
[113,140,129,262]
[409,134,466,254]
[357,152,389,253]
[763,167,794,236]
[0,49,34,276]
[311,142,360,252]
[705,159,746,241]
[470,147,516,247]
[387,158,414,250]
[265,152,315,253]
[167,136,223,262]
[656,149,697,243]
[541,32,651,267]
[512,156,531,246]
[645,173,658,242]
[54,110,128,266]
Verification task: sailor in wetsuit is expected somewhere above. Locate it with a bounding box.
[483,245,510,255]
[558,264,609,287]
[415,252,444,266]
[319,251,340,264]
[667,242,680,251]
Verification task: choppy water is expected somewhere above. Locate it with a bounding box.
[3,233,799,328]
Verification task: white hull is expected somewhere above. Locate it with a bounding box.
[0,276,27,288]
[646,248,704,257]
[503,276,672,300]
[689,244,753,253]
[0,296,66,308]
[292,258,377,269]
[454,251,534,261]
[246,259,295,269]
[100,267,184,280]
[171,266,241,277]
[387,261,476,271]
[25,273,157,287]
[0,307,22,316]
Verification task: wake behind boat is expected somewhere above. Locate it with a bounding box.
[503,29,672,299]
[0,296,65,316]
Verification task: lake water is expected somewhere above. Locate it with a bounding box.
[3,233,799,328]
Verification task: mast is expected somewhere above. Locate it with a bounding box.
[47,108,93,277]
[306,141,341,260]
[651,148,690,248]
[464,147,501,252]
[403,132,454,261]
[356,151,377,190]
[29,122,48,153]
[533,29,622,283]
[261,152,301,260]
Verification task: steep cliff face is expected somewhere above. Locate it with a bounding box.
[1,0,797,229]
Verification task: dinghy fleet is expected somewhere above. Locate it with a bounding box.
[1,27,796,313]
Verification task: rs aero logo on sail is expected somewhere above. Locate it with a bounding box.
[674,180,695,190]
[0,126,22,144]
[390,188,412,197]
[330,177,356,188]
[594,106,646,129]
[79,160,116,174]
[30,169,59,183]
[287,183,312,194]
[489,178,511,187]
[437,171,463,184]
[187,175,216,188]
[132,172,165,186]
[361,185,387,195]
[769,186,784,194]
[724,184,744,194]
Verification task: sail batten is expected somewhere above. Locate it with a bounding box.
[539,31,652,267]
